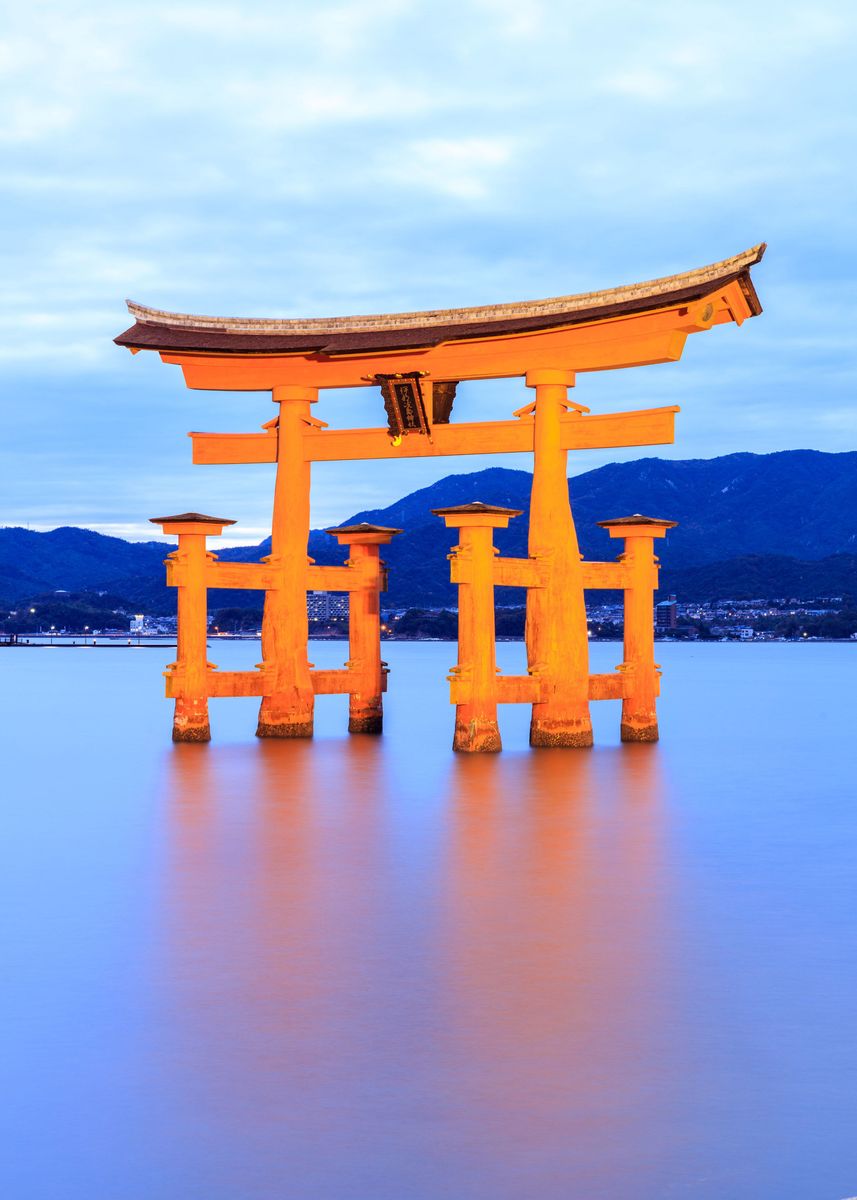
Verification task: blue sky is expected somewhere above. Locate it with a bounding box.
[1,0,855,542]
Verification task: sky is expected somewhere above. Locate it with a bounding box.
[1,0,855,542]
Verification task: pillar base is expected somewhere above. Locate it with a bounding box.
[172,720,210,743]
[349,712,383,735]
[172,697,210,743]
[453,718,502,753]
[529,716,593,748]
[256,694,314,739]
[620,719,659,743]
[256,718,314,739]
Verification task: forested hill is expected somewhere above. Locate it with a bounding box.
[2,449,856,610]
[346,449,857,566]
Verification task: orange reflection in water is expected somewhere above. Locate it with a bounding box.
[160,738,410,1168]
[158,738,682,1197]
[433,749,680,1190]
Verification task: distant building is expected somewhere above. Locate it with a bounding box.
[654,594,677,631]
[736,626,754,640]
[307,591,348,621]
[130,614,145,633]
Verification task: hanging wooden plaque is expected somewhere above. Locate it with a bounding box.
[373,373,430,439]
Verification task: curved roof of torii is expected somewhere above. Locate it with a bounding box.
[115,244,765,357]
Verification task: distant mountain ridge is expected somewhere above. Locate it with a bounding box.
[2,450,856,609]
[0,526,169,604]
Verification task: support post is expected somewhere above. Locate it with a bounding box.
[434,502,522,753]
[149,512,235,742]
[597,515,678,742]
[257,385,318,738]
[524,370,593,747]
[325,523,402,733]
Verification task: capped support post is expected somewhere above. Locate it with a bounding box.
[325,523,402,733]
[150,512,235,742]
[597,514,678,742]
[257,384,318,738]
[525,370,593,748]
[434,502,522,753]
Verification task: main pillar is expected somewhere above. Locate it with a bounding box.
[150,512,235,742]
[524,370,593,747]
[325,523,402,734]
[257,384,318,738]
[598,515,677,742]
[434,502,521,753]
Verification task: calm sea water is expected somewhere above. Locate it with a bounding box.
[1,641,855,1200]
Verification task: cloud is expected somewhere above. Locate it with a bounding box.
[379,135,517,199]
[600,69,675,102]
[0,0,855,535]
[470,0,545,39]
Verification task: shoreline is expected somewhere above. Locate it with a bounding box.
[3,636,856,648]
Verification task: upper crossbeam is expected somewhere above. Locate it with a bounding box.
[190,405,679,466]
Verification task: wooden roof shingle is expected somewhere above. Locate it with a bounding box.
[116,244,765,357]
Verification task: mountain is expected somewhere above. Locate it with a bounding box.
[2,450,856,610]
[0,527,169,606]
[660,554,857,602]
[344,450,857,571]
[311,450,857,604]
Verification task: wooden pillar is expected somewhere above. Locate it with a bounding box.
[325,523,402,734]
[149,512,235,742]
[257,384,317,738]
[597,515,677,742]
[434,502,521,753]
[524,369,593,748]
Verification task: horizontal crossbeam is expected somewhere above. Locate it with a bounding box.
[588,673,626,700]
[166,322,693,391]
[190,405,679,465]
[310,668,358,695]
[451,556,631,591]
[495,674,541,704]
[188,429,278,464]
[168,558,371,594]
[165,668,269,699]
[206,669,268,697]
[165,665,380,699]
[205,562,277,590]
[448,671,629,705]
[493,557,544,588]
[306,564,361,592]
[581,561,630,589]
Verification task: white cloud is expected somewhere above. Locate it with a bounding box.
[379,135,517,199]
[0,0,855,530]
[471,0,545,39]
[599,69,675,102]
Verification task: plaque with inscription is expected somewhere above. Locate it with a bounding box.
[374,373,430,439]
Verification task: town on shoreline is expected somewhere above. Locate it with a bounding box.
[4,591,856,645]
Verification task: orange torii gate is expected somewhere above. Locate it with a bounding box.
[117,244,765,748]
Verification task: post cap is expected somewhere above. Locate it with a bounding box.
[272,384,318,403]
[525,368,576,388]
[149,512,236,536]
[432,500,522,529]
[325,522,403,545]
[432,501,523,517]
[597,513,677,538]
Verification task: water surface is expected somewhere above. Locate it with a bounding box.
[2,642,855,1199]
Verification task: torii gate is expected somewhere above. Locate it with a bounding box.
[117,244,765,749]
